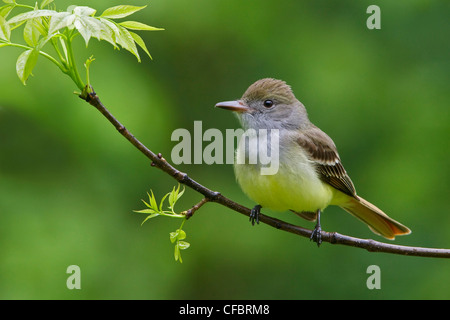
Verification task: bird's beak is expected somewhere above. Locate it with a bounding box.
[215,100,250,113]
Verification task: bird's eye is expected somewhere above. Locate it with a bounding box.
[263,100,274,108]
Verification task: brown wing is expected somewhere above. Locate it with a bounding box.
[297,125,357,198]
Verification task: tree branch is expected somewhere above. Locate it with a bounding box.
[81,89,450,259]
[182,198,209,219]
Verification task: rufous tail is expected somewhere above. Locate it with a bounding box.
[341,196,411,240]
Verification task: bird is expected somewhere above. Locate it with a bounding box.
[215,78,411,245]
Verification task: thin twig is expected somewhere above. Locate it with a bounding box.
[81,89,450,259]
[182,198,209,219]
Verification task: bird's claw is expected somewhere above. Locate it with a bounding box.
[310,224,322,247]
[250,205,262,226]
[310,209,322,247]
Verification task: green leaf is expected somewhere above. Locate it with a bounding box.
[176,229,186,241]
[98,17,120,40]
[168,185,179,209]
[0,14,10,40]
[72,6,96,17]
[24,18,41,46]
[47,12,73,35]
[94,19,116,48]
[169,184,185,211]
[174,243,180,262]
[2,0,15,4]
[159,192,169,212]
[140,198,151,209]
[169,231,179,243]
[129,31,152,60]
[8,9,57,24]
[99,18,140,61]
[40,0,53,9]
[67,7,100,46]
[133,208,156,214]
[178,241,190,250]
[148,190,159,211]
[65,4,75,12]
[74,16,103,46]
[0,4,15,18]
[119,21,163,31]
[33,17,46,35]
[170,229,186,243]
[175,187,185,203]
[115,24,140,61]
[140,212,160,225]
[47,6,101,46]
[16,49,39,85]
[100,5,146,19]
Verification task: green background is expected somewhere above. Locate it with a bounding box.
[0,0,449,299]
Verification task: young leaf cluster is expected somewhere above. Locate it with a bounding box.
[170,227,190,263]
[135,184,186,223]
[0,0,163,88]
[135,185,190,263]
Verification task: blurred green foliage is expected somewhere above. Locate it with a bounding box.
[0,0,449,299]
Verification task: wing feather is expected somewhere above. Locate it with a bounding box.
[297,125,357,198]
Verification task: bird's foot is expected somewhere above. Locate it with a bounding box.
[250,205,262,226]
[309,209,322,247]
[310,224,322,247]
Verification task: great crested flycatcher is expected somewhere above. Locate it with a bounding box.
[215,78,411,244]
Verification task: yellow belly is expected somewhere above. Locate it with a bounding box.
[234,160,335,212]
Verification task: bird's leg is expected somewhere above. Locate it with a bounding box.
[310,209,322,247]
[250,205,262,226]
